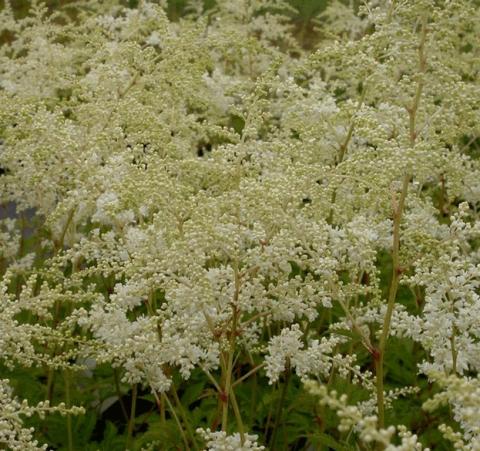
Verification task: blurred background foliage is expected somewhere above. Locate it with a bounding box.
[2,0,480,50]
[2,0,479,54]
[1,0,333,48]
[2,0,330,20]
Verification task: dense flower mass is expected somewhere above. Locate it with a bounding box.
[0,0,479,449]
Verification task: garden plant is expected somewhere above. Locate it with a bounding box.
[0,0,480,449]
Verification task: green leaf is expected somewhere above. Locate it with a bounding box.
[309,432,354,451]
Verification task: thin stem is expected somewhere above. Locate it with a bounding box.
[407,18,428,147]
[448,293,458,375]
[64,369,74,451]
[126,384,137,450]
[439,173,448,216]
[229,383,245,442]
[222,263,241,438]
[240,311,270,329]
[160,393,166,425]
[375,17,428,440]
[113,368,129,423]
[171,383,199,450]
[336,120,356,166]
[222,324,236,432]
[264,403,273,442]
[15,213,26,298]
[152,388,166,427]
[328,88,366,224]
[450,331,458,375]
[268,365,291,449]
[374,356,385,432]
[46,366,55,403]
[375,173,410,433]
[337,298,374,354]
[202,367,222,393]
[247,352,258,429]
[162,392,191,451]
[56,208,75,253]
[337,87,367,165]
[386,0,397,22]
[232,362,266,388]
[460,134,479,154]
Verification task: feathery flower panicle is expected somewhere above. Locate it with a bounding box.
[0,0,479,448]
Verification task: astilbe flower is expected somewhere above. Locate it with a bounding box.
[0,0,479,448]
[306,381,427,450]
[196,428,265,451]
[423,372,480,448]
[0,379,84,451]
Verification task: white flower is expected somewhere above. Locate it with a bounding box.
[196,428,265,451]
[146,31,161,47]
[92,192,119,225]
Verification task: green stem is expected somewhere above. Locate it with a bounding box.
[222,264,241,438]
[268,365,291,449]
[232,362,265,389]
[113,368,129,423]
[407,18,427,147]
[386,0,397,21]
[450,322,458,375]
[160,393,166,425]
[264,404,273,442]
[229,383,245,441]
[126,384,137,450]
[202,367,222,393]
[171,383,199,450]
[56,208,75,253]
[162,392,191,451]
[375,18,427,442]
[222,324,236,432]
[46,366,55,403]
[247,353,258,429]
[328,88,366,224]
[65,369,74,451]
[375,173,410,434]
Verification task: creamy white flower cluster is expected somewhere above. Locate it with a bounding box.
[306,381,427,450]
[265,324,348,383]
[0,379,84,451]
[392,203,480,375]
[196,428,265,451]
[424,372,480,448]
[0,0,479,448]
